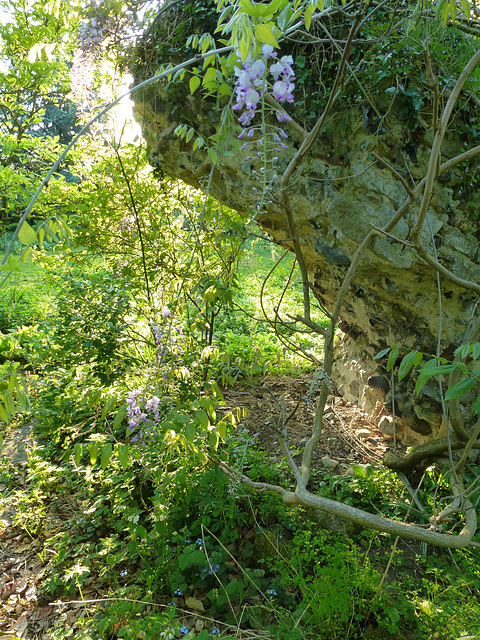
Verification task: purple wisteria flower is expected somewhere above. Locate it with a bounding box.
[232,47,296,146]
[126,388,162,440]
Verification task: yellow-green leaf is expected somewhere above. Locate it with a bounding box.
[74,443,83,466]
[460,0,470,18]
[203,67,217,87]
[4,390,15,415]
[190,75,201,94]
[37,227,45,249]
[239,0,262,17]
[304,3,315,29]
[89,443,99,465]
[18,221,37,246]
[0,402,10,424]
[449,0,456,19]
[254,23,279,47]
[19,247,33,264]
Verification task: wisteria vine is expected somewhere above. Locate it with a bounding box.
[233,44,295,152]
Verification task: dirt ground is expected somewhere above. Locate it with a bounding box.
[220,374,391,467]
[0,375,397,639]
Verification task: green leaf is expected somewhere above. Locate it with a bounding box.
[254,23,278,47]
[419,364,455,376]
[398,351,423,382]
[474,393,480,414]
[117,444,129,470]
[101,397,116,420]
[415,373,430,395]
[101,443,112,470]
[386,344,399,372]
[207,147,218,164]
[189,75,201,94]
[185,422,196,444]
[374,347,391,360]
[472,343,480,360]
[196,410,209,429]
[208,431,219,449]
[444,377,475,401]
[113,405,127,429]
[74,443,83,466]
[18,221,37,246]
[136,525,147,538]
[186,127,195,143]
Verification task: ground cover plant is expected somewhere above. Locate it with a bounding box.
[1,0,480,638]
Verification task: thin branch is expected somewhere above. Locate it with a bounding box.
[411,48,480,244]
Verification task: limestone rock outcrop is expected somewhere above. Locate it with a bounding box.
[132,32,480,443]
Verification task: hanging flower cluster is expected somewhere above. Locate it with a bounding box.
[126,387,162,440]
[233,44,294,143]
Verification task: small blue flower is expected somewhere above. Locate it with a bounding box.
[196,538,203,545]
[210,627,220,635]
[174,588,183,596]
[167,601,176,607]
[180,626,189,634]
[268,589,277,596]
[184,538,191,543]
[119,569,128,577]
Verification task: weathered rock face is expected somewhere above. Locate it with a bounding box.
[132,56,480,443]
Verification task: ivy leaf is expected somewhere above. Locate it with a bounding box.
[254,23,278,47]
[444,377,475,401]
[398,350,423,381]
